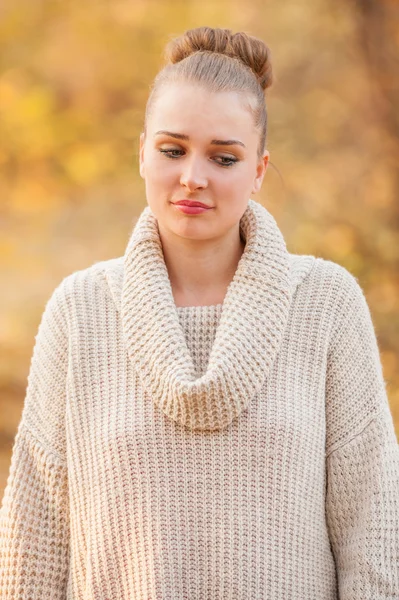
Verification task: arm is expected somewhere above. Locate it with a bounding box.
[0,278,71,599]
[325,268,399,599]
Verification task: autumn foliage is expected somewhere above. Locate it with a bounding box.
[0,0,398,490]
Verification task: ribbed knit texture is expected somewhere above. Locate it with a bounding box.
[122,198,293,431]
[1,199,398,599]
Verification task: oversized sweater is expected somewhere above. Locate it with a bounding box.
[0,198,398,599]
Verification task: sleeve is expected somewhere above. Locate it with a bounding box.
[0,278,71,599]
[325,268,399,599]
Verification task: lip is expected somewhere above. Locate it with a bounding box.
[173,200,213,208]
[171,199,214,215]
[172,204,212,215]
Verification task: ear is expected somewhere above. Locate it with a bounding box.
[139,132,145,179]
[251,151,270,195]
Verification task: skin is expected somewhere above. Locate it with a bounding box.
[139,81,270,307]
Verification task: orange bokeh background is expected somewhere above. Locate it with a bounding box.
[1,0,398,493]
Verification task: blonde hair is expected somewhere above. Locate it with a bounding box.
[143,26,273,161]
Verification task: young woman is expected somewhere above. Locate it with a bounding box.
[1,26,398,600]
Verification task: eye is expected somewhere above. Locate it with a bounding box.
[159,149,184,159]
[217,156,238,167]
[158,148,238,168]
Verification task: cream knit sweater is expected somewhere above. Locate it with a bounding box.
[1,199,398,599]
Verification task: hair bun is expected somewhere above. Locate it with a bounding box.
[164,26,273,91]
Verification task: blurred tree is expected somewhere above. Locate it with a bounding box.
[353,0,399,222]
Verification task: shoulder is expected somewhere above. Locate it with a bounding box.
[61,256,123,286]
[289,253,371,338]
[311,256,368,322]
[50,256,124,316]
[290,252,365,301]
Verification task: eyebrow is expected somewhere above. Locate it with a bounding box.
[154,130,246,149]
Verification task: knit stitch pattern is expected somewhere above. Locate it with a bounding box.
[122,199,293,431]
[0,199,398,599]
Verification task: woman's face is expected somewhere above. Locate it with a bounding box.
[139,82,269,242]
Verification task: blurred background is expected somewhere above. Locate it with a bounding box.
[0,0,398,493]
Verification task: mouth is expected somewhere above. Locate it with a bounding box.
[171,201,214,215]
[172,200,213,209]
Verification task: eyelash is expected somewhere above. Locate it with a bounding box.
[159,149,239,168]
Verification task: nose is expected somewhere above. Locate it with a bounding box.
[179,156,208,192]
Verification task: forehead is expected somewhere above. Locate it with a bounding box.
[148,83,257,138]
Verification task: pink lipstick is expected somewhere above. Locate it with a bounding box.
[172,199,214,215]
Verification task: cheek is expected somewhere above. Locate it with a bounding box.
[219,170,253,195]
[144,170,173,193]
[150,160,179,185]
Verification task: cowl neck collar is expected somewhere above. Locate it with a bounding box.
[121,199,293,431]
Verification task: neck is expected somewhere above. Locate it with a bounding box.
[158,222,246,306]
